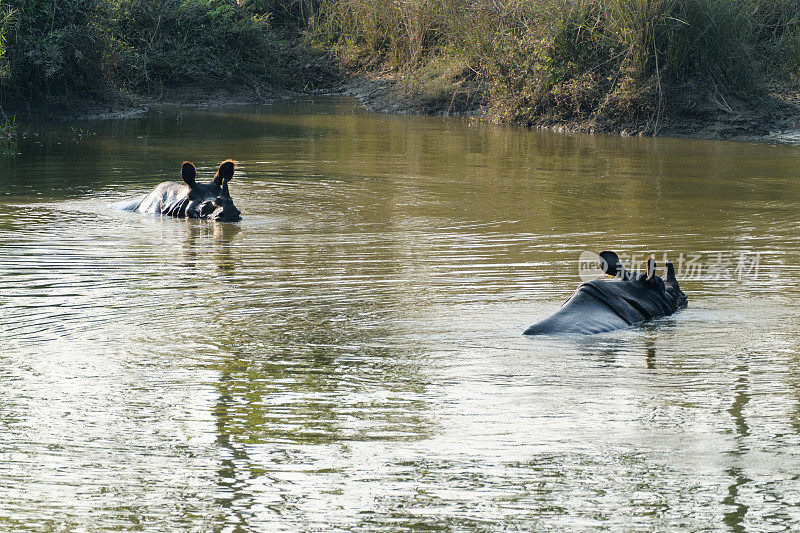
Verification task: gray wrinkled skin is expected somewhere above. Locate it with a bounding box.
[111,160,241,222]
[524,259,687,335]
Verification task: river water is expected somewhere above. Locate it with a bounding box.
[2,98,800,531]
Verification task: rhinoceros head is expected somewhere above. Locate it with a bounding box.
[181,160,242,222]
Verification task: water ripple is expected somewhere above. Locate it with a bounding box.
[2,100,800,530]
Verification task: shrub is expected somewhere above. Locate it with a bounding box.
[0,0,298,110]
[313,0,800,129]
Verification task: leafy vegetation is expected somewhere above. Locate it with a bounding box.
[2,0,800,134]
[0,0,329,113]
[312,0,800,132]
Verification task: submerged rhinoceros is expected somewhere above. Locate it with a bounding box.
[111,160,241,222]
[524,251,687,335]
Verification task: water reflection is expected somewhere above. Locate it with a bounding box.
[178,221,241,272]
[645,336,657,369]
[214,361,258,531]
[723,365,751,532]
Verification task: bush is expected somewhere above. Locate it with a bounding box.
[313,0,800,129]
[108,0,280,92]
[1,0,108,104]
[0,0,304,110]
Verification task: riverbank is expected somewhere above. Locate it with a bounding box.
[333,58,800,142]
[5,0,800,142]
[338,64,800,141]
[0,36,339,122]
[6,53,800,144]
[38,59,800,144]
[313,0,800,142]
[0,0,340,121]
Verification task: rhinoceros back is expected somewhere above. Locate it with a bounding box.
[109,196,145,211]
[524,277,685,335]
[109,181,189,214]
[523,289,630,335]
[578,278,678,323]
[135,182,189,214]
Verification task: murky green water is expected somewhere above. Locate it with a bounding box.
[2,98,800,531]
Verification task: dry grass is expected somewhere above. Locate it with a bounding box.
[312,0,800,131]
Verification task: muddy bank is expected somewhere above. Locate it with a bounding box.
[654,92,800,142]
[1,88,284,123]
[338,71,483,118]
[2,35,342,122]
[336,69,800,143]
[7,65,800,144]
[70,87,288,121]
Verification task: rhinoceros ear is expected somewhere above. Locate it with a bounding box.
[213,160,235,186]
[665,260,678,284]
[645,255,656,282]
[599,250,620,277]
[182,162,197,187]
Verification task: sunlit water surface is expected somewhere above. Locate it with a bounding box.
[2,98,800,531]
